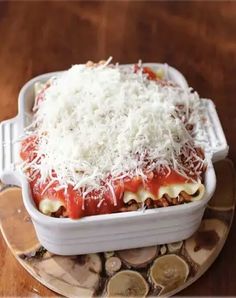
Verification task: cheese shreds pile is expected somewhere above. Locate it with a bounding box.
[23,63,207,197]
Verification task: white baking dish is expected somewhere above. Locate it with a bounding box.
[0,63,228,255]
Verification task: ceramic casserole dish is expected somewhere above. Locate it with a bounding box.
[0,63,228,255]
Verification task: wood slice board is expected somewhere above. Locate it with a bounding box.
[0,159,235,297]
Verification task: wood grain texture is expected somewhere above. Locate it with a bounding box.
[0,1,235,296]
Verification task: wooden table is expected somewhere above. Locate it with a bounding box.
[0,1,235,296]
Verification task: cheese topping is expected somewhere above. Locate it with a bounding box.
[22,62,207,198]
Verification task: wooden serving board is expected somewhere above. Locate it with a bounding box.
[0,159,235,297]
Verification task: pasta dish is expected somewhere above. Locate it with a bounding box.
[19,59,207,219]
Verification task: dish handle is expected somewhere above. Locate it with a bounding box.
[203,99,229,162]
[0,116,22,186]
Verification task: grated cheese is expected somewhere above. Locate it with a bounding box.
[22,62,207,198]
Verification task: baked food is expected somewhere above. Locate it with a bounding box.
[20,60,207,219]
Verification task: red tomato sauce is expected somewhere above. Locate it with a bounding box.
[30,176,126,219]
[29,169,188,219]
[20,135,38,162]
[134,65,162,81]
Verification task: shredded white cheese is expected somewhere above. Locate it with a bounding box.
[23,62,207,198]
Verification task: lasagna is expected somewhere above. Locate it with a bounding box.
[20,59,207,219]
